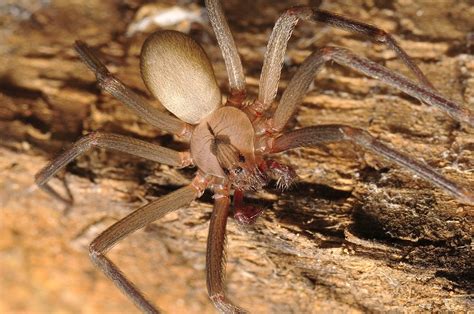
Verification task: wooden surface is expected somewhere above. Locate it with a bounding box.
[1,0,473,313]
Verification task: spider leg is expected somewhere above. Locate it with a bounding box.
[205,0,246,104]
[270,47,474,132]
[311,9,434,89]
[270,125,474,205]
[90,183,202,313]
[206,188,246,313]
[257,6,435,113]
[74,41,192,138]
[35,132,192,203]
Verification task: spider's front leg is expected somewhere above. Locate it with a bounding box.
[269,125,474,205]
[254,6,474,128]
[268,46,474,133]
[206,185,246,313]
[256,6,436,113]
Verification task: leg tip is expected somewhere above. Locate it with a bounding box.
[459,189,474,206]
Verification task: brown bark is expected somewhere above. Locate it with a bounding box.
[1,0,473,313]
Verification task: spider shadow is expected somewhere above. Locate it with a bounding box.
[350,198,473,292]
[270,178,473,294]
[267,180,353,248]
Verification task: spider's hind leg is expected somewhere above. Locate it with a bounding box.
[90,184,201,313]
[205,0,246,103]
[74,41,191,137]
[35,132,192,207]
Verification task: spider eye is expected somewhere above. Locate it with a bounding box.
[140,30,221,124]
[223,168,230,175]
[234,166,243,174]
[238,154,246,163]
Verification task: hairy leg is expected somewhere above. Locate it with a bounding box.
[255,159,298,190]
[271,125,474,205]
[206,187,246,313]
[205,0,246,102]
[35,132,191,203]
[232,159,297,225]
[257,6,435,112]
[90,183,201,313]
[74,41,192,138]
[268,47,474,133]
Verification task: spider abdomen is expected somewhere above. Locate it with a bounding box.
[140,30,221,124]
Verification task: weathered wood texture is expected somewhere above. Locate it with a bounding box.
[1,0,473,313]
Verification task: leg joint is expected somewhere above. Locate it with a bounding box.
[81,131,103,146]
[89,241,101,256]
[97,74,117,90]
[319,46,337,59]
[374,29,389,43]
[340,126,374,146]
[285,6,313,19]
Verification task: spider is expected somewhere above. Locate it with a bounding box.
[35,0,474,313]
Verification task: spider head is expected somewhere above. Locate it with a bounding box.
[223,162,267,192]
[191,106,268,191]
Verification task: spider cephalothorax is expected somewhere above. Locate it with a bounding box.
[36,0,473,313]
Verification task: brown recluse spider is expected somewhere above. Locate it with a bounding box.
[35,0,474,313]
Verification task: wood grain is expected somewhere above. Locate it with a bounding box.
[1,0,473,313]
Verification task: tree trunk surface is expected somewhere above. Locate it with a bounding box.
[1,0,473,313]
